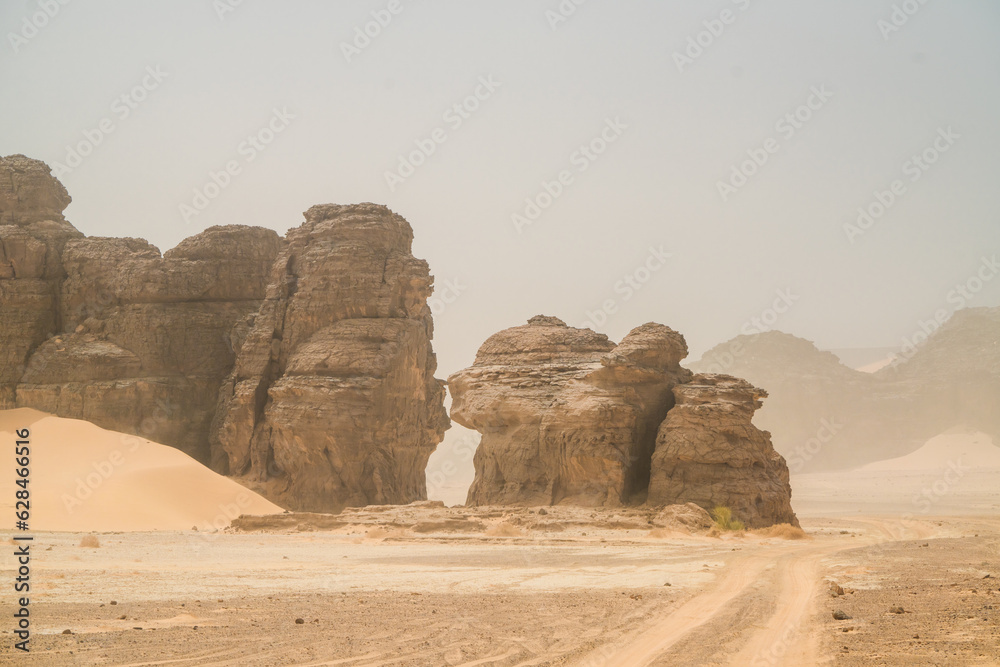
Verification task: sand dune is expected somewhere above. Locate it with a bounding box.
[0,408,283,532]
[859,429,1000,471]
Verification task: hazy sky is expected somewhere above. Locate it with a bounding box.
[4,1,1000,500]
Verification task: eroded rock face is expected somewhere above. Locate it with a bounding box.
[451,318,797,526]
[0,155,82,408]
[646,374,799,528]
[212,204,449,512]
[15,226,281,460]
[2,157,449,512]
[449,317,693,507]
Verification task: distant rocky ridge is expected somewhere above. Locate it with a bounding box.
[0,155,448,511]
[449,316,797,527]
[690,308,1000,472]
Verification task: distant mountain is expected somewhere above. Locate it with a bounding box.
[689,307,1000,472]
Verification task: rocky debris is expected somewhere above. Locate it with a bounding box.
[449,318,692,507]
[212,204,449,512]
[830,582,846,597]
[652,503,714,532]
[2,157,449,511]
[690,309,1000,470]
[833,610,852,620]
[647,374,799,528]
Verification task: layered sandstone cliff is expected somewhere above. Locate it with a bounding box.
[212,204,449,511]
[0,155,82,407]
[647,374,798,528]
[450,317,797,526]
[1,156,449,511]
[450,317,692,506]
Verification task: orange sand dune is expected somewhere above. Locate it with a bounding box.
[0,408,283,532]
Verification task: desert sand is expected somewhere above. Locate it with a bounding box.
[1,418,999,665]
[0,409,283,532]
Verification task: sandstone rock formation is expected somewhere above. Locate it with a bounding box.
[450,317,692,507]
[450,316,797,526]
[647,374,799,528]
[1,156,449,511]
[212,204,449,511]
[1,155,82,408]
[690,308,1000,471]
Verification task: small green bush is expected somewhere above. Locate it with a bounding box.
[711,506,745,531]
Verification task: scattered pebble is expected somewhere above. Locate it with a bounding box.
[833,610,852,620]
[295,618,305,625]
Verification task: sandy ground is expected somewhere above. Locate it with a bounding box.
[1,507,997,666]
[1,412,998,665]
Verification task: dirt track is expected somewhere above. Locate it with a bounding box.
[2,512,997,666]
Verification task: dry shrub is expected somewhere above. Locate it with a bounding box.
[79,535,100,548]
[711,506,745,532]
[754,523,808,540]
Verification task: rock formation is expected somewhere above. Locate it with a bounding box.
[450,316,797,526]
[647,374,799,528]
[0,156,449,511]
[212,204,449,511]
[1,155,82,408]
[450,317,691,506]
[690,309,1000,471]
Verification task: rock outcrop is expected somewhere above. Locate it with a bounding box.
[1,156,449,511]
[0,155,82,408]
[647,374,798,528]
[16,227,282,461]
[449,317,797,526]
[212,204,449,511]
[690,308,1000,471]
[450,317,692,507]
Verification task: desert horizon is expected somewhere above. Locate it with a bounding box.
[3,1,1000,665]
